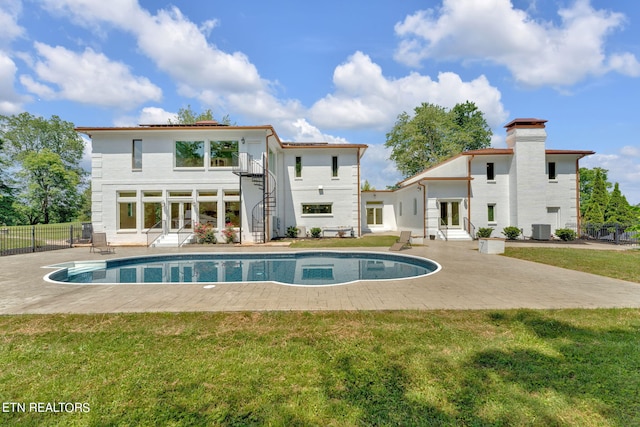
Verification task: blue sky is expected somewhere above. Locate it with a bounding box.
[2,0,639,203]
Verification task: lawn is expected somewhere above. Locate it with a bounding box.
[1,310,639,426]
[503,247,640,283]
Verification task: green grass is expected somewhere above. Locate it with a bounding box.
[290,234,398,248]
[1,310,639,426]
[504,247,640,283]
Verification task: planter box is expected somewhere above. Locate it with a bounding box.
[478,238,505,254]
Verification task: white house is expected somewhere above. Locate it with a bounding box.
[78,117,593,246]
[77,122,367,245]
[361,118,594,242]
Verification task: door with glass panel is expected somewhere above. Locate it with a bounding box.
[439,201,461,228]
[170,202,193,231]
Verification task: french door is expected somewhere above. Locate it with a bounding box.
[439,201,461,228]
[170,202,193,231]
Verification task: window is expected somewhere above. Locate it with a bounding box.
[143,202,162,229]
[295,156,302,178]
[399,202,403,217]
[175,141,204,168]
[210,140,238,167]
[548,162,557,180]
[486,162,495,180]
[488,204,496,223]
[198,202,217,226]
[132,139,142,170]
[117,191,137,229]
[332,156,338,177]
[302,204,332,214]
[413,198,418,215]
[366,201,383,225]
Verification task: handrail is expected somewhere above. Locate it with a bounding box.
[439,218,449,241]
[145,220,165,247]
[464,217,476,240]
[177,220,193,247]
[232,152,262,175]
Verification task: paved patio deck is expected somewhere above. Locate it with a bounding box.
[0,240,638,314]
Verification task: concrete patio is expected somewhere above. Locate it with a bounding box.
[0,240,638,314]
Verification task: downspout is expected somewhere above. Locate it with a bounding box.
[467,155,474,236]
[357,148,362,237]
[417,181,426,238]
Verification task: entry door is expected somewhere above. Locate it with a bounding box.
[439,201,461,228]
[170,202,193,231]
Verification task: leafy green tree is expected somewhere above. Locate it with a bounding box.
[605,183,634,225]
[168,105,232,125]
[579,167,611,216]
[583,200,604,224]
[582,169,609,224]
[18,150,81,224]
[0,113,86,224]
[385,101,492,178]
[361,180,375,191]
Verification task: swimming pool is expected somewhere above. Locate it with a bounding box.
[45,251,441,286]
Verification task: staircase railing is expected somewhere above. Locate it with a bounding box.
[177,220,193,247]
[439,218,449,241]
[146,220,165,247]
[464,217,476,240]
[251,154,276,243]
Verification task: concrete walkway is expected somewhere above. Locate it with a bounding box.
[0,240,638,314]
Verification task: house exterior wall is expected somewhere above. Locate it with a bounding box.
[281,147,361,237]
[468,155,512,235]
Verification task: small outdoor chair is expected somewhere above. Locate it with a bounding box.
[90,232,114,254]
[389,230,412,251]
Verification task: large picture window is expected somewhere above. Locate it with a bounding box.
[366,201,383,225]
[175,141,204,168]
[119,202,137,229]
[302,204,332,214]
[210,141,238,167]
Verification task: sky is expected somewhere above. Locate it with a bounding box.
[1,0,639,204]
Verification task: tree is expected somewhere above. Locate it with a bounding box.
[361,180,375,191]
[0,113,86,224]
[605,183,634,225]
[579,167,611,216]
[168,105,232,125]
[585,169,609,223]
[385,101,492,178]
[17,150,81,224]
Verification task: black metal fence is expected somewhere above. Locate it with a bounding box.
[579,223,639,245]
[0,223,93,256]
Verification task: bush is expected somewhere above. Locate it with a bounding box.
[502,226,521,240]
[194,223,216,244]
[286,226,299,238]
[555,228,577,241]
[310,227,322,238]
[476,227,493,238]
[221,223,237,243]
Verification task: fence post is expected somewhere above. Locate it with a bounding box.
[70,225,74,248]
[31,225,36,252]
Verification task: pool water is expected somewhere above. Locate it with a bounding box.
[46,251,440,286]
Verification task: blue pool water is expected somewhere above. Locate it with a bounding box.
[46,251,440,286]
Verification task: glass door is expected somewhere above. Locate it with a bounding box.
[439,201,461,228]
[170,202,193,231]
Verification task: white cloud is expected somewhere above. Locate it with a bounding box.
[114,106,177,127]
[0,0,24,47]
[0,52,27,114]
[21,43,162,108]
[394,0,639,87]
[309,51,508,130]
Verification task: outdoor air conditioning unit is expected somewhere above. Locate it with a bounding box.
[531,224,551,240]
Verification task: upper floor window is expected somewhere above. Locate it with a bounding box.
[332,156,338,177]
[175,141,204,168]
[302,203,332,214]
[132,139,142,170]
[486,162,495,181]
[295,156,302,178]
[548,162,557,180]
[210,141,238,167]
[488,204,496,223]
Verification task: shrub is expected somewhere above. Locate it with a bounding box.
[221,223,237,243]
[194,222,216,244]
[310,227,322,238]
[555,228,577,241]
[286,226,299,238]
[476,227,494,238]
[502,226,521,240]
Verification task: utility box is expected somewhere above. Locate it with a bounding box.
[531,224,551,240]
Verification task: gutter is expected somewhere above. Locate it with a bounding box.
[417,180,427,238]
